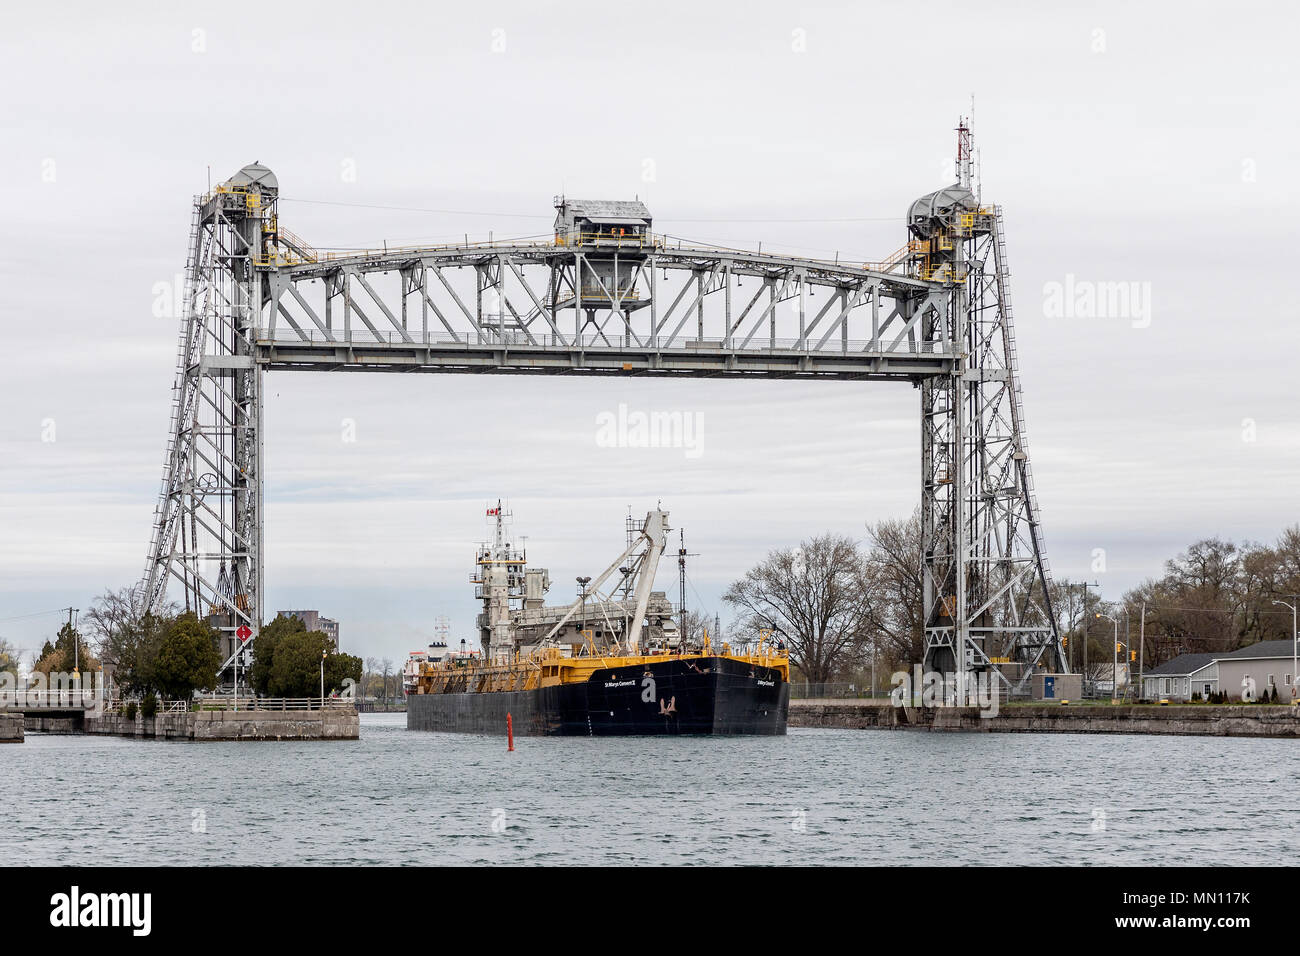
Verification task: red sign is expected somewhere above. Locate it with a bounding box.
[236,625,253,642]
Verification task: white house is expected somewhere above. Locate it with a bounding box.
[1140,653,1218,701]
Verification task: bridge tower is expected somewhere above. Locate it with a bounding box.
[917,118,1067,694]
[137,163,277,673]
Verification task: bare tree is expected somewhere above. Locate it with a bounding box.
[83,586,176,695]
[723,533,871,683]
[862,510,924,672]
[679,609,730,646]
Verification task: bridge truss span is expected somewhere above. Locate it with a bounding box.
[261,242,958,379]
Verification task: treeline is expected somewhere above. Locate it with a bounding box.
[249,613,362,698]
[16,587,363,701]
[723,513,1300,685]
[1055,529,1300,676]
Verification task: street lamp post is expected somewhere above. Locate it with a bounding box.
[1137,600,1146,701]
[1097,612,1119,703]
[577,576,591,649]
[1273,600,1298,701]
[320,649,327,708]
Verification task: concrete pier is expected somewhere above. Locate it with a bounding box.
[1,713,22,743]
[790,700,1300,738]
[23,707,359,741]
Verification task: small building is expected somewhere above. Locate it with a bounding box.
[553,198,652,248]
[1140,653,1218,701]
[277,609,340,651]
[1032,672,1081,701]
[1214,640,1299,702]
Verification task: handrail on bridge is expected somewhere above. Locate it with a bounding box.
[87,697,357,714]
[254,229,933,282]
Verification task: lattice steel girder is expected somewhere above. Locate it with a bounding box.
[140,188,264,677]
[921,212,1066,692]
[264,245,947,362]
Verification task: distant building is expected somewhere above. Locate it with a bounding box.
[1141,641,1300,701]
[1214,640,1299,702]
[1141,653,1218,701]
[278,610,340,651]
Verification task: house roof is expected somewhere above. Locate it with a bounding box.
[557,199,652,222]
[1219,639,1300,661]
[1144,653,1217,677]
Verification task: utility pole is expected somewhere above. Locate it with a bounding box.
[65,607,80,678]
[1081,582,1100,695]
[1138,600,1146,700]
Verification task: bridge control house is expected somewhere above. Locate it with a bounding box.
[553,197,653,312]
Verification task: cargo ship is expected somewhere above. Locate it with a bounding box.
[406,503,789,735]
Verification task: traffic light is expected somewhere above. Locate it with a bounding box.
[1130,650,1137,662]
[1116,643,1123,654]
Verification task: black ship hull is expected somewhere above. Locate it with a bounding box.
[407,655,788,735]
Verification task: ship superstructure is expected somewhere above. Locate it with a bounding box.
[472,501,680,660]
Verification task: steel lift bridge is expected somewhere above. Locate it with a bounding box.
[136,121,1068,695]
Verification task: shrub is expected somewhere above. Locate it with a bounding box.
[125,700,138,720]
[141,693,158,719]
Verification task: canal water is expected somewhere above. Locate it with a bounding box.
[3,713,1294,865]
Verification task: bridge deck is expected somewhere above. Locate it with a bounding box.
[254,335,955,379]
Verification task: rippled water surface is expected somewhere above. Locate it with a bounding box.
[3,713,1295,865]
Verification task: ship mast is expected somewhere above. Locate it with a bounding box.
[478,499,524,662]
[677,529,697,642]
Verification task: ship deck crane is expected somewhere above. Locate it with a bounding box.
[539,509,669,654]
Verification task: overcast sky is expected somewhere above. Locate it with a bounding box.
[1,1,1297,667]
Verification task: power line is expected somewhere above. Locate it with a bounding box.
[0,607,74,624]
[279,195,900,225]
[279,197,552,219]
[1099,603,1294,616]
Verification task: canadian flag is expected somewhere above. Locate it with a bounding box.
[486,506,500,516]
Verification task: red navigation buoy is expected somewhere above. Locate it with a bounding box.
[507,712,514,752]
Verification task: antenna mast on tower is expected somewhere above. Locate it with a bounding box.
[955,115,974,190]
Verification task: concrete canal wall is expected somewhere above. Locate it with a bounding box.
[790,700,1300,737]
[1,713,22,742]
[23,708,359,741]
